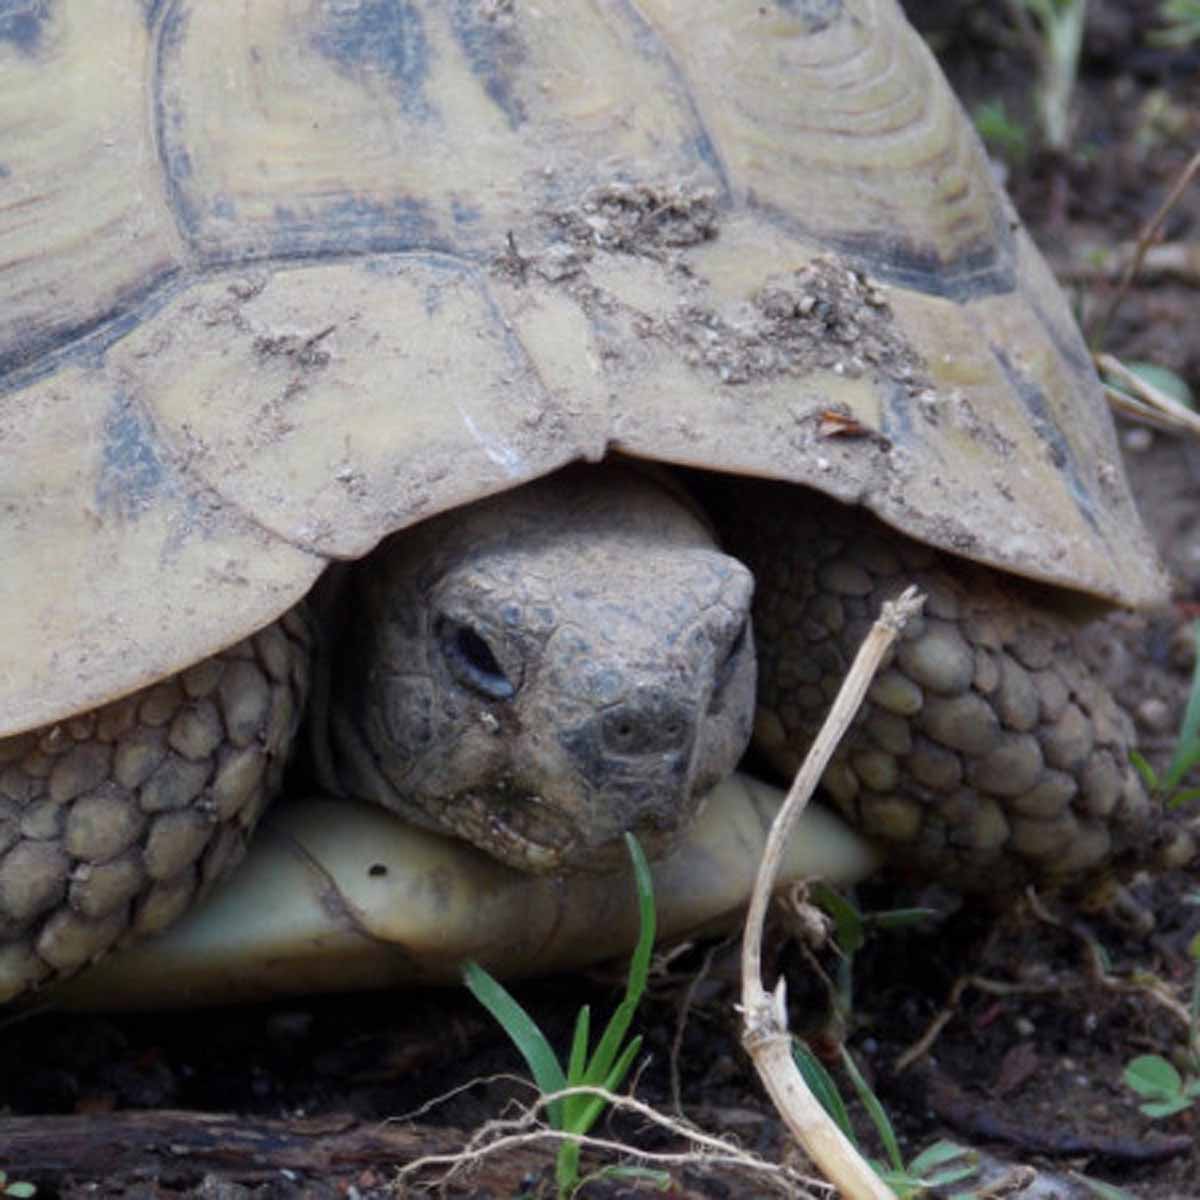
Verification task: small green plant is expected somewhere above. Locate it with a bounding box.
[1125,1053,1200,1117]
[1150,0,1200,46]
[1123,928,1200,1118]
[1010,0,1088,151]
[794,1041,979,1198]
[1103,360,1196,411]
[1130,621,1200,809]
[809,882,935,1019]
[0,1172,36,1199]
[463,833,666,1198]
[973,99,1030,165]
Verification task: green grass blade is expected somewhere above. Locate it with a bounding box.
[841,1045,903,1172]
[571,1036,644,1139]
[583,835,656,1087]
[562,1006,593,1130]
[555,1135,583,1197]
[1129,749,1161,795]
[792,1041,855,1143]
[1164,622,1200,795]
[462,960,568,1126]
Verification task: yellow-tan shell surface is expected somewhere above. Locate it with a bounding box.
[1,0,1165,736]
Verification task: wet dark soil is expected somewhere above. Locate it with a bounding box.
[3,3,1200,1196]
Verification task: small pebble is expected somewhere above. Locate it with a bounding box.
[1136,696,1172,734]
[1121,426,1154,452]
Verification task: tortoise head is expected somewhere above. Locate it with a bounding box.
[316,464,756,872]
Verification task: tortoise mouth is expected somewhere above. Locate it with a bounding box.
[443,788,681,874]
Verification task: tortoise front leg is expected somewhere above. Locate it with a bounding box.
[0,611,310,1002]
[718,479,1157,897]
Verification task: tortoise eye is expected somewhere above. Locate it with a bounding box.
[438,618,515,700]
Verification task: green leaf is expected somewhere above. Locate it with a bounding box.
[1129,749,1161,794]
[569,1036,644,1140]
[792,1041,856,1143]
[810,883,865,955]
[561,1006,593,1132]
[865,907,939,932]
[581,835,655,1090]
[906,1140,974,1174]
[1124,1054,1182,1100]
[3,1186,36,1200]
[1163,622,1200,796]
[590,1165,672,1189]
[1125,361,1196,408]
[461,960,568,1126]
[841,1045,903,1172]
[1168,786,1200,810]
[566,1007,591,1084]
[1141,1096,1192,1118]
[907,1140,979,1189]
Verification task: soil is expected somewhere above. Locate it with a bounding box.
[4,3,1200,1197]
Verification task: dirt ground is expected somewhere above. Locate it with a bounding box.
[3,3,1200,1197]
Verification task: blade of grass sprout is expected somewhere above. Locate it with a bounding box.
[590,1165,672,1189]
[867,908,938,931]
[1129,750,1161,794]
[811,883,865,955]
[581,834,655,1089]
[556,1136,583,1196]
[841,1045,904,1173]
[792,1041,856,1143]
[1164,623,1200,798]
[462,960,568,1127]
[571,1036,645,1139]
[561,1006,593,1130]
[567,1007,591,1083]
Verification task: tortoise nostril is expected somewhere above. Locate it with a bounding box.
[600,695,692,756]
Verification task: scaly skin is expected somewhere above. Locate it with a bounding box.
[0,614,310,1000]
[715,477,1157,895]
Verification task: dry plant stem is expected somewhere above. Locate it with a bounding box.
[741,585,925,1200]
[395,1085,830,1198]
[1092,148,1200,346]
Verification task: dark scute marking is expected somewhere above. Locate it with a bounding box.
[140,0,167,28]
[748,196,1018,302]
[0,0,54,54]
[1027,293,1095,385]
[688,131,724,176]
[311,0,432,119]
[0,163,10,178]
[992,345,1100,533]
[97,393,167,519]
[879,381,917,447]
[241,194,442,261]
[450,196,481,226]
[773,0,844,33]
[829,229,1015,301]
[0,266,182,395]
[450,0,526,128]
[595,0,735,202]
[155,2,203,238]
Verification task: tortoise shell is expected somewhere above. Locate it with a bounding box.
[0,0,1165,737]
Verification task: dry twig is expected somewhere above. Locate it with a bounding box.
[740,586,925,1200]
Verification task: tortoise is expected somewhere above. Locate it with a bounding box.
[0,0,1172,1006]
